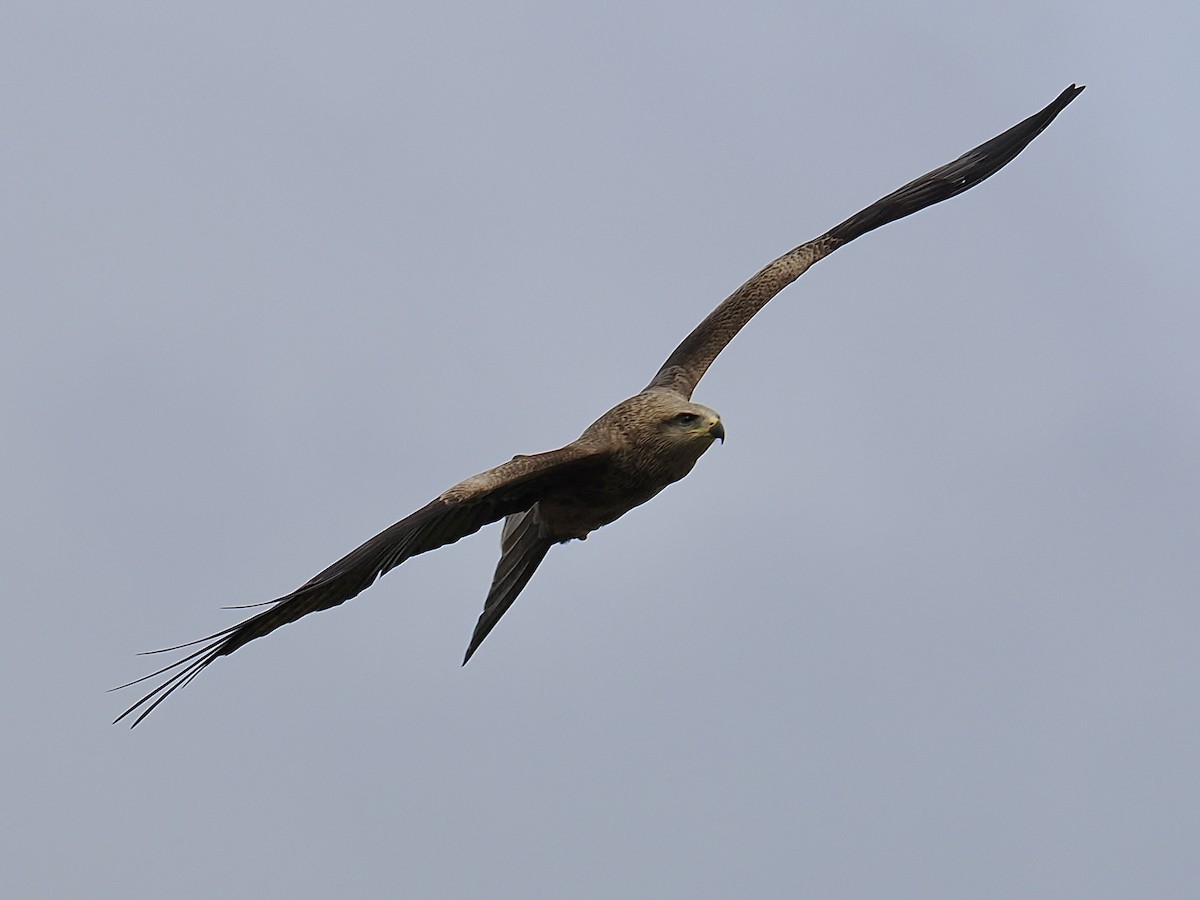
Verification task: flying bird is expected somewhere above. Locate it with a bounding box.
[116,84,1083,725]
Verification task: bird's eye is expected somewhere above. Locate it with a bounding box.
[674,412,700,425]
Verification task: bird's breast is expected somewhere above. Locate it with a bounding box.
[537,464,672,541]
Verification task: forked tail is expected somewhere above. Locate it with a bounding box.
[462,507,554,664]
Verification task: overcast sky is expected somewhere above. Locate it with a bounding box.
[4,2,1198,898]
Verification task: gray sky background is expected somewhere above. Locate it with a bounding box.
[4,2,1197,898]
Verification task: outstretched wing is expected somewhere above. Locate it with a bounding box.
[647,84,1084,398]
[114,444,610,726]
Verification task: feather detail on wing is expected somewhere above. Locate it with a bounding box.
[461,506,554,665]
[647,84,1084,399]
[113,444,609,726]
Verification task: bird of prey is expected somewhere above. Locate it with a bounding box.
[115,84,1083,726]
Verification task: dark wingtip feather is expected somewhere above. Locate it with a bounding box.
[827,84,1084,245]
[111,637,228,727]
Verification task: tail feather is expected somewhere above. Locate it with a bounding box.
[462,508,553,664]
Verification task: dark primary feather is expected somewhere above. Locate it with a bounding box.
[114,447,608,726]
[648,84,1085,398]
[826,84,1084,244]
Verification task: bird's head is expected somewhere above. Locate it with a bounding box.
[655,401,725,446]
[619,396,725,483]
[581,392,725,476]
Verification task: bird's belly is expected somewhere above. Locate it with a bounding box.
[538,481,666,541]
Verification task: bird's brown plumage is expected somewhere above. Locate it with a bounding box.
[115,84,1083,726]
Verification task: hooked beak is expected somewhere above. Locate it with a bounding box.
[709,420,725,443]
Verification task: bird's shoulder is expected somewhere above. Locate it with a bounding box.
[438,440,615,504]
